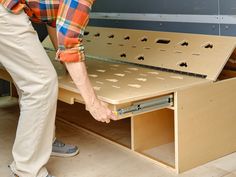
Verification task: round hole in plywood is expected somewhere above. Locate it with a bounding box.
[144,47,151,50]
[160,49,166,52]
[192,53,200,56]
[132,45,137,48]
[119,44,124,47]
[107,42,112,45]
[86,40,91,42]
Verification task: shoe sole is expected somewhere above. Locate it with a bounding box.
[51,149,80,157]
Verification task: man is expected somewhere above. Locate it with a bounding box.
[0,0,116,176]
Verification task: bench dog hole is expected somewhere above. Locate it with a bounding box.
[141,37,148,42]
[124,36,130,40]
[137,56,144,61]
[179,62,188,67]
[120,53,126,58]
[180,41,189,46]
[204,43,213,49]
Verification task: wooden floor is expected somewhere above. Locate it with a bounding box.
[0,97,236,177]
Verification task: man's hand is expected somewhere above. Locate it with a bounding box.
[86,99,117,123]
[64,61,117,123]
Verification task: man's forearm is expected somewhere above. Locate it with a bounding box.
[46,25,58,49]
[64,61,97,106]
[46,25,96,105]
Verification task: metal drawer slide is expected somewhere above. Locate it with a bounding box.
[116,94,173,116]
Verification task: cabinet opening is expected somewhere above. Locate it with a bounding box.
[132,108,175,168]
[56,101,132,148]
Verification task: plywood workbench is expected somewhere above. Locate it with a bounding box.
[1,26,236,173]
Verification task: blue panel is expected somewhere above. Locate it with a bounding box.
[89,19,219,35]
[219,0,236,15]
[220,24,236,36]
[92,0,218,15]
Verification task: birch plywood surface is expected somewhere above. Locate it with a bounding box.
[84,27,236,81]
[176,78,236,173]
[42,35,208,105]
[58,58,208,104]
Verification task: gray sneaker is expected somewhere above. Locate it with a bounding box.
[51,139,79,157]
[11,171,55,177]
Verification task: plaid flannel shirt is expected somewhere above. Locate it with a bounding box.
[0,0,94,62]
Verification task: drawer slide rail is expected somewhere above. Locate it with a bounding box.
[116,95,173,116]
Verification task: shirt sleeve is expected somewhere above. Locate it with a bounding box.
[56,0,94,62]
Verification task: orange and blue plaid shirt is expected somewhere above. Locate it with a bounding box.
[0,0,94,62]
